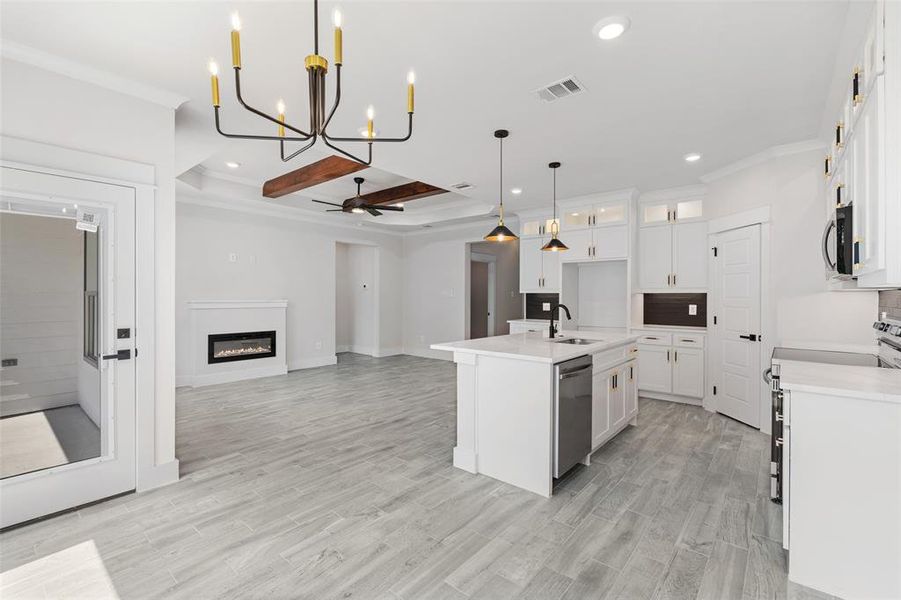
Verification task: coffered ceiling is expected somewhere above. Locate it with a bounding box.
[1,1,867,225]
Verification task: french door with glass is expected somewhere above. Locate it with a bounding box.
[0,166,136,528]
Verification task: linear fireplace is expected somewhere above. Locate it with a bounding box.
[208,330,277,364]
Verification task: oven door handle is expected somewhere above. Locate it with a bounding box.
[822,218,836,271]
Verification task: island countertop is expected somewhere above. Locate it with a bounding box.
[431,330,639,364]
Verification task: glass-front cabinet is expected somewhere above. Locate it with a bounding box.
[640,197,704,225]
[561,201,628,231]
[520,216,559,237]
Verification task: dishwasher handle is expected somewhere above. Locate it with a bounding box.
[559,365,592,380]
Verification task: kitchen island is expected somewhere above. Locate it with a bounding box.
[431,330,639,496]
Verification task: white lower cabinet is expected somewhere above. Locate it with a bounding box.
[591,355,638,450]
[636,332,706,400]
[672,346,704,397]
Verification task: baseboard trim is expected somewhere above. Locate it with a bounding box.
[403,347,453,361]
[373,346,404,358]
[288,355,338,371]
[639,391,703,406]
[137,459,180,492]
[187,365,288,387]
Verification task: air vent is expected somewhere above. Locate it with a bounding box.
[535,76,586,102]
[451,181,475,191]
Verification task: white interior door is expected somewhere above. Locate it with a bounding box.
[0,167,136,528]
[711,224,761,427]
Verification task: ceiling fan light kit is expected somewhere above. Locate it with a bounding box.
[542,161,568,252]
[207,0,416,166]
[312,176,406,217]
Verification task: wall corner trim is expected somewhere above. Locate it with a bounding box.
[699,138,826,183]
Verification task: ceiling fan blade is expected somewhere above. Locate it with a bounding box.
[368,205,404,212]
[365,208,383,217]
[326,209,346,212]
[312,199,345,208]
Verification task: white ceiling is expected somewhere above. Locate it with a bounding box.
[1,1,858,223]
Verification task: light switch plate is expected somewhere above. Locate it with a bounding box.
[542,302,551,311]
[688,304,698,316]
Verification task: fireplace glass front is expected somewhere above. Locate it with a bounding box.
[208,330,276,364]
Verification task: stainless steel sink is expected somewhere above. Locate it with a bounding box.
[553,338,597,345]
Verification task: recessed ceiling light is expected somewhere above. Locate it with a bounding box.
[571,212,579,216]
[510,187,522,195]
[593,16,630,41]
[225,161,241,169]
[684,153,702,163]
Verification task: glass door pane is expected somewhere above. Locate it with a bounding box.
[642,203,670,224]
[675,199,703,221]
[594,203,626,225]
[0,208,102,479]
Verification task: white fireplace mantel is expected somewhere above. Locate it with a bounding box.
[187,300,288,387]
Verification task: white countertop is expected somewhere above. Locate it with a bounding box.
[776,359,901,404]
[431,330,639,364]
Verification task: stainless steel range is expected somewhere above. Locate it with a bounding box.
[764,317,901,503]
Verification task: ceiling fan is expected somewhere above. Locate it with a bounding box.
[312,177,405,217]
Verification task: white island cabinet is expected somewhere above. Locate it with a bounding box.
[431,331,638,497]
[777,359,901,600]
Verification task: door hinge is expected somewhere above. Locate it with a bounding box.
[713,315,717,325]
[713,385,717,395]
[712,247,718,257]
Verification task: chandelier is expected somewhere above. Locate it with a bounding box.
[207,0,415,165]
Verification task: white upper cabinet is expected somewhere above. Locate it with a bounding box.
[519,236,560,293]
[520,216,558,238]
[673,221,709,289]
[561,199,629,231]
[561,225,628,262]
[561,207,594,230]
[638,195,707,290]
[638,226,672,289]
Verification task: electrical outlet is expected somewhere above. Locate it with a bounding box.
[228,253,237,263]
[315,340,322,350]
[542,302,551,311]
[688,304,697,316]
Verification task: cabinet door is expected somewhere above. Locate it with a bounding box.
[624,360,637,418]
[593,225,628,259]
[521,217,554,237]
[519,237,544,292]
[594,202,627,226]
[637,344,671,393]
[639,226,673,290]
[541,239,561,292]
[674,199,704,222]
[672,347,704,398]
[560,229,592,261]
[609,367,626,431]
[854,80,884,276]
[641,202,670,225]
[561,206,593,231]
[673,221,708,289]
[591,370,611,448]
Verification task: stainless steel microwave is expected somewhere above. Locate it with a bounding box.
[822,204,854,279]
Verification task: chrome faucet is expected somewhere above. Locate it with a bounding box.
[549,303,572,338]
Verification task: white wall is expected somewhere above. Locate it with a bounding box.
[335,243,377,355]
[1,58,178,488]
[175,195,404,379]
[0,213,84,417]
[577,261,628,328]
[469,240,522,336]
[705,148,878,349]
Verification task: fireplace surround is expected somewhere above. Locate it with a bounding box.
[208,330,276,364]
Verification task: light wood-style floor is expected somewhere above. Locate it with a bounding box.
[1,405,100,479]
[0,353,835,600]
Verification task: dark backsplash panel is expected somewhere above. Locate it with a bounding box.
[644,293,707,327]
[879,290,901,320]
[526,293,560,319]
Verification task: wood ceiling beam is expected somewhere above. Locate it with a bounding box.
[262,156,368,198]
[351,181,446,206]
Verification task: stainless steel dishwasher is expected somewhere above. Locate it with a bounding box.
[554,355,593,478]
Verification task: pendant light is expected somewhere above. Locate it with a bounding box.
[542,162,568,252]
[484,129,518,242]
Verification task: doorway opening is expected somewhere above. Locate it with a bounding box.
[0,210,101,479]
[335,242,377,359]
[466,240,522,339]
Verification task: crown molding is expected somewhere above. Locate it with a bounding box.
[2,40,188,110]
[699,139,826,183]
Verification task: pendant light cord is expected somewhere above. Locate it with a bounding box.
[498,136,504,223]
